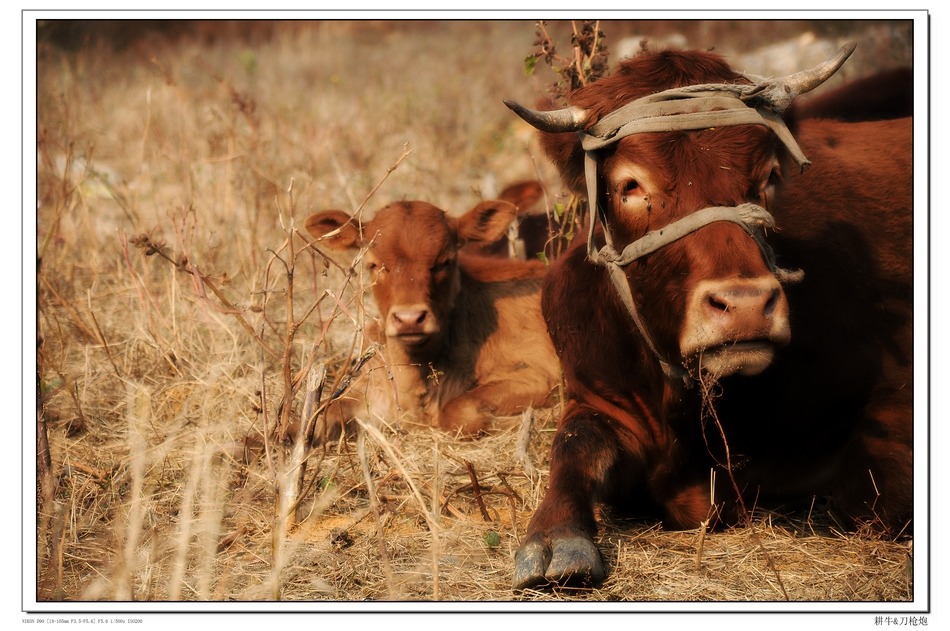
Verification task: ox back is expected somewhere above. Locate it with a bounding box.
[506,47,914,589]
[788,67,914,123]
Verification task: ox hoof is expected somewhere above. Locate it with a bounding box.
[546,536,605,585]
[512,536,605,590]
[512,540,552,589]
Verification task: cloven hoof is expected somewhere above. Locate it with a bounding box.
[512,535,605,590]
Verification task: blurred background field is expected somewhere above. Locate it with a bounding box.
[33,17,917,606]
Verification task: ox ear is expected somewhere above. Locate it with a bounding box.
[304,210,361,250]
[456,200,519,245]
[498,180,544,214]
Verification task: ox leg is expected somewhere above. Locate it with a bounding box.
[513,408,638,589]
[833,394,913,533]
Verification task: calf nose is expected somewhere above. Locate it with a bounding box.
[389,305,430,335]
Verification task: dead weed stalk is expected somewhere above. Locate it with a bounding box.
[698,371,789,600]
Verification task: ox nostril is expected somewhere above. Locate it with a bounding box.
[763,288,780,317]
[706,293,730,314]
[703,286,781,319]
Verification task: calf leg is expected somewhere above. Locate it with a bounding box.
[513,405,644,589]
[437,378,555,436]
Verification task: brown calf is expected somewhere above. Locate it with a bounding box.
[306,198,561,437]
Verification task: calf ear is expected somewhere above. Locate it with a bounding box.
[457,200,518,244]
[498,180,544,214]
[304,210,360,250]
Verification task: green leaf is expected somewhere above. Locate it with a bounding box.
[41,377,64,393]
[523,55,538,77]
[239,49,258,76]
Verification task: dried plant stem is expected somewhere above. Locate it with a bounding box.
[464,460,492,522]
[116,381,151,601]
[267,180,306,599]
[38,500,67,601]
[695,475,719,571]
[269,483,293,601]
[168,443,203,600]
[354,143,412,219]
[36,254,54,509]
[699,373,789,600]
[358,421,442,599]
[358,429,395,598]
[194,267,279,360]
[36,385,54,497]
[40,275,98,344]
[196,447,227,600]
[514,408,537,480]
[128,232,280,360]
[86,294,121,377]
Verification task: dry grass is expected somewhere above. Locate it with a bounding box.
[32,18,917,610]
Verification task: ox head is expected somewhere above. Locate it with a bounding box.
[305,199,519,356]
[506,44,855,379]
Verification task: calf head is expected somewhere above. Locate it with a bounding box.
[305,199,518,357]
[507,45,855,378]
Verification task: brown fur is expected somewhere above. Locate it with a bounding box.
[306,198,561,438]
[514,48,913,588]
[788,66,914,123]
[469,179,571,261]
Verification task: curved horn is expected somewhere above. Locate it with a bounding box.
[746,41,857,112]
[503,99,588,133]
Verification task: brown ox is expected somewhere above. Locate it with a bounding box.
[305,198,560,437]
[788,66,913,123]
[505,44,913,588]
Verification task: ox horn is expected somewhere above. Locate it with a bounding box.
[503,98,589,133]
[746,41,857,112]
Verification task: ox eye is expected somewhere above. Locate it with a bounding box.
[756,168,783,202]
[613,179,648,208]
[621,179,641,196]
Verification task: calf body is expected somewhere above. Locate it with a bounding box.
[506,47,913,588]
[306,199,560,437]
